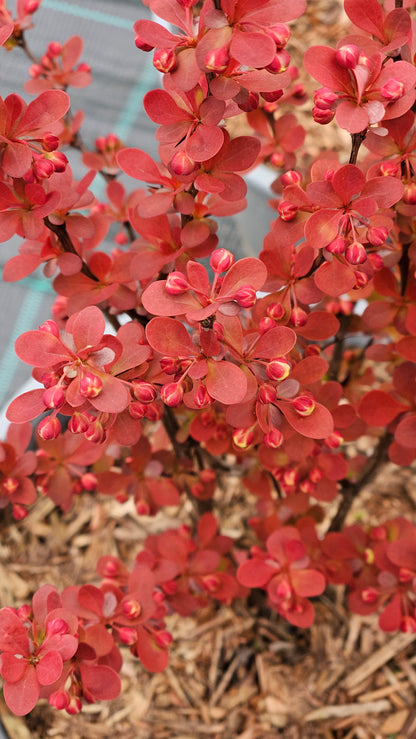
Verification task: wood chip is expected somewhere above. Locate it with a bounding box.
[341,632,416,691]
[304,699,391,722]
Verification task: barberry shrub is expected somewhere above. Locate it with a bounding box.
[0,0,416,718]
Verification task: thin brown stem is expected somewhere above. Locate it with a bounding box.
[328,431,393,532]
[327,313,351,382]
[349,130,367,165]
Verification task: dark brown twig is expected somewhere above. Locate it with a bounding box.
[328,431,393,532]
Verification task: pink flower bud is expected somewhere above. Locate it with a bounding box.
[264,428,283,448]
[281,170,302,187]
[154,630,173,648]
[312,106,335,124]
[282,468,298,487]
[401,616,416,633]
[232,427,255,449]
[258,317,276,333]
[29,63,43,78]
[165,271,189,295]
[325,236,346,255]
[145,402,163,421]
[267,302,286,320]
[24,0,40,13]
[368,252,383,270]
[194,385,214,408]
[129,401,147,419]
[270,151,285,167]
[38,416,61,440]
[118,627,138,645]
[345,241,367,265]
[12,504,28,520]
[153,48,177,74]
[261,89,284,103]
[79,372,103,398]
[380,161,399,177]
[403,182,416,204]
[204,45,230,72]
[33,158,55,179]
[68,412,90,434]
[313,87,338,110]
[278,200,298,221]
[2,477,19,495]
[381,78,404,102]
[354,270,369,288]
[268,24,290,48]
[266,49,290,73]
[42,385,65,409]
[292,394,315,416]
[122,598,142,619]
[136,499,150,515]
[47,617,69,636]
[360,586,378,604]
[48,690,70,710]
[324,430,343,449]
[335,44,360,69]
[48,151,68,172]
[275,577,293,600]
[81,473,97,491]
[39,319,60,337]
[47,41,62,57]
[258,383,278,404]
[235,285,256,308]
[66,696,82,715]
[290,306,307,327]
[366,226,388,246]
[324,168,335,181]
[84,420,106,444]
[132,380,157,404]
[160,382,184,407]
[210,248,235,273]
[170,150,197,176]
[266,357,291,381]
[77,62,91,74]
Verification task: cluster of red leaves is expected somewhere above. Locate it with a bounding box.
[2,0,416,720]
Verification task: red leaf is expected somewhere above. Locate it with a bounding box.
[291,569,326,597]
[219,257,267,296]
[71,306,105,350]
[116,148,163,183]
[135,626,169,673]
[358,390,407,426]
[314,260,357,297]
[6,389,46,422]
[142,280,201,316]
[237,559,274,588]
[395,414,416,449]
[3,665,39,716]
[344,0,385,39]
[14,331,70,367]
[230,29,275,67]
[146,317,195,356]
[296,311,339,340]
[205,360,247,404]
[252,326,296,359]
[79,664,121,701]
[36,650,63,686]
[278,401,334,439]
[0,609,30,655]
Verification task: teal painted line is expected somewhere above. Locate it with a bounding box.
[0,289,45,406]
[41,0,135,29]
